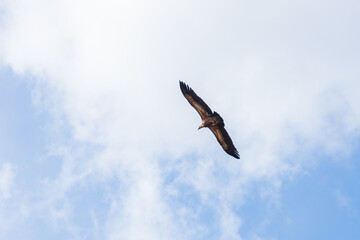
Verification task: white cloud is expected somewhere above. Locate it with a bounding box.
[1,0,360,239]
[219,205,242,240]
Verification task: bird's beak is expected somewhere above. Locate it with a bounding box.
[198,125,203,130]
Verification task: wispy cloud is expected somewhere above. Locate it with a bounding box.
[0,163,14,200]
[334,189,350,208]
[334,189,357,216]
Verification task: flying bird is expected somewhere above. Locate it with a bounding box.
[179,81,240,159]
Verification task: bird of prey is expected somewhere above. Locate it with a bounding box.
[179,81,240,159]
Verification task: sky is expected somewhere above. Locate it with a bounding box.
[0,0,360,239]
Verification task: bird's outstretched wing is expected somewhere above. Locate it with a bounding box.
[209,125,240,159]
[179,81,213,119]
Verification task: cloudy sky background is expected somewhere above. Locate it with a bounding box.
[1,0,360,239]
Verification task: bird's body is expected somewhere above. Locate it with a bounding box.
[198,112,224,129]
[179,81,240,159]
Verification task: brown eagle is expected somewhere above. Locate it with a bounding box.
[179,81,240,159]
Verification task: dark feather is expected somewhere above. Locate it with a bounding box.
[179,81,213,119]
[209,125,240,159]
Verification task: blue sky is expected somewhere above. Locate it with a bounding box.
[1,0,360,239]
